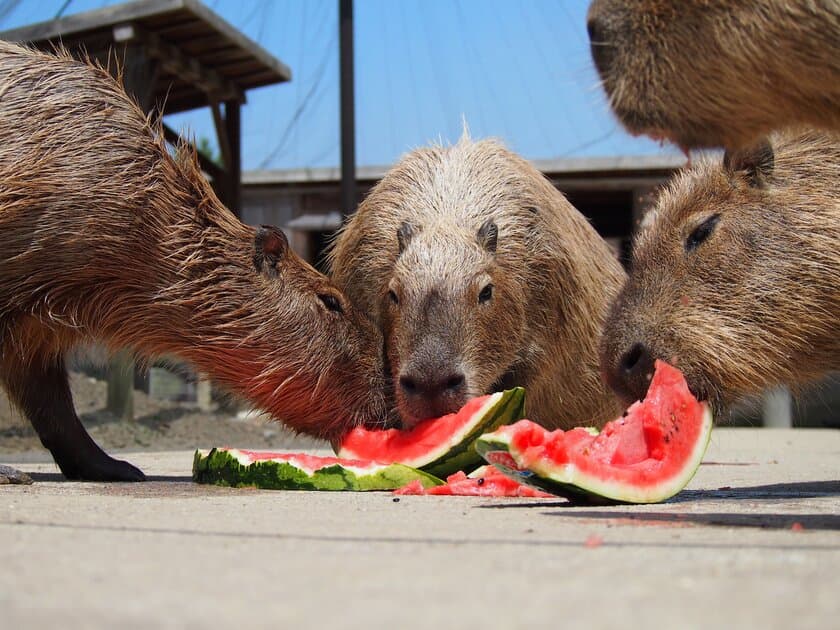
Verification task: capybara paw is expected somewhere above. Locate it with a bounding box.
[0,464,33,485]
[57,456,146,482]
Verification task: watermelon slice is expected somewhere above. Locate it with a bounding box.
[475,361,713,504]
[394,465,553,497]
[336,387,525,478]
[193,448,443,491]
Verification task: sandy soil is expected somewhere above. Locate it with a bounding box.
[0,371,329,457]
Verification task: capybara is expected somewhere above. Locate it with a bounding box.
[329,135,626,430]
[586,0,840,149]
[600,130,840,412]
[0,41,386,481]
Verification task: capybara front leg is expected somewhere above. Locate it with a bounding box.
[3,357,145,481]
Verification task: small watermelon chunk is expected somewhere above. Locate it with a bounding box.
[394,465,553,497]
[193,448,443,491]
[337,387,525,478]
[475,361,713,504]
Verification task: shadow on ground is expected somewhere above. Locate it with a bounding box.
[478,481,840,530]
[542,510,840,531]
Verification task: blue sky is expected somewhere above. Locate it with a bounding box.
[0,0,678,170]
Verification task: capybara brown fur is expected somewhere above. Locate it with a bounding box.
[329,135,626,430]
[600,130,840,412]
[587,0,840,149]
[0,41,386,481]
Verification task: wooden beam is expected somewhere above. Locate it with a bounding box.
[113,22,245,104]
[120,43,159,112]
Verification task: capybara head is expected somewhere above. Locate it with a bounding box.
[157,214,389,439]
[600,130,840,411]
[331,135,626,430]
[587,0,840,149]
[383,216,528,424]
[0,41,386,441]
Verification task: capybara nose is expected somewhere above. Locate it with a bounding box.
[609,342,656,404]
[399,372,466,399]
[586,16,614,76]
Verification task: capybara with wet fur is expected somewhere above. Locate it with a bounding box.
[587,0,840,149]
[600,130,840,413]
[0,41,386,481]
[329,135,626,430]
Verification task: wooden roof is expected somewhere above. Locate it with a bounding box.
[0,0,291,114]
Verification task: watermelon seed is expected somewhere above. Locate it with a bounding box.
[477,477,485,486]
[392,497,401,503]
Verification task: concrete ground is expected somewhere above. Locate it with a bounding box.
[1,428,837,630]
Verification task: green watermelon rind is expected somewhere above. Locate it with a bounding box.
[336,387,526,478]
[192,448,444,491]
[419,387,526,478]
[475,404,714,505]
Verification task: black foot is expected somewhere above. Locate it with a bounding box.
[57,453,146,482]
[0,464,34,485]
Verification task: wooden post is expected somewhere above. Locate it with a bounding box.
[196,375,214,413]
[106,350,135,421]
[224,100,242,218]
[762,386,793,428]
[339,0,356,217]
[622,186,657,267]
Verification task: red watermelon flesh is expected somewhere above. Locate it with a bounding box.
[476,360,713,504]
[337,388,525,478]
[394,465,553,498]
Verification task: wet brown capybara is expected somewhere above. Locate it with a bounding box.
[600,130,840,412]
[586,0,840,150]
[329,135,626,430]
[0,41,387,481]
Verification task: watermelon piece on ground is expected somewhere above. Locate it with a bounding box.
[336,387,525,478]
[193,448,443,491]
[394,465,553,497]
[475,361,713,504]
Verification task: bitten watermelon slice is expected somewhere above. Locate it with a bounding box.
[394,465,553,497]
[336,388,525,478]
[193,448,442,491]
[475,361,713,504]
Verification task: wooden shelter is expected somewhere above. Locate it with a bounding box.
[0,0,291,218]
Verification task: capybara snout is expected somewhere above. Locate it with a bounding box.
[600,131,840,411]
[587,0,840,149]
[383,220,524,427]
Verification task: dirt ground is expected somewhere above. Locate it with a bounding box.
[0,371,329,458]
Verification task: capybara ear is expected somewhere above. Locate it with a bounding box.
[397,222,416,255]
[253,225,289,275]
[477,219,498,253]
[723,138,775,188]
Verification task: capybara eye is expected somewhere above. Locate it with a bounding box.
[318,293,344,314]
[478,284,494,303]
[388,289,399,305]
[685,214,721,252]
